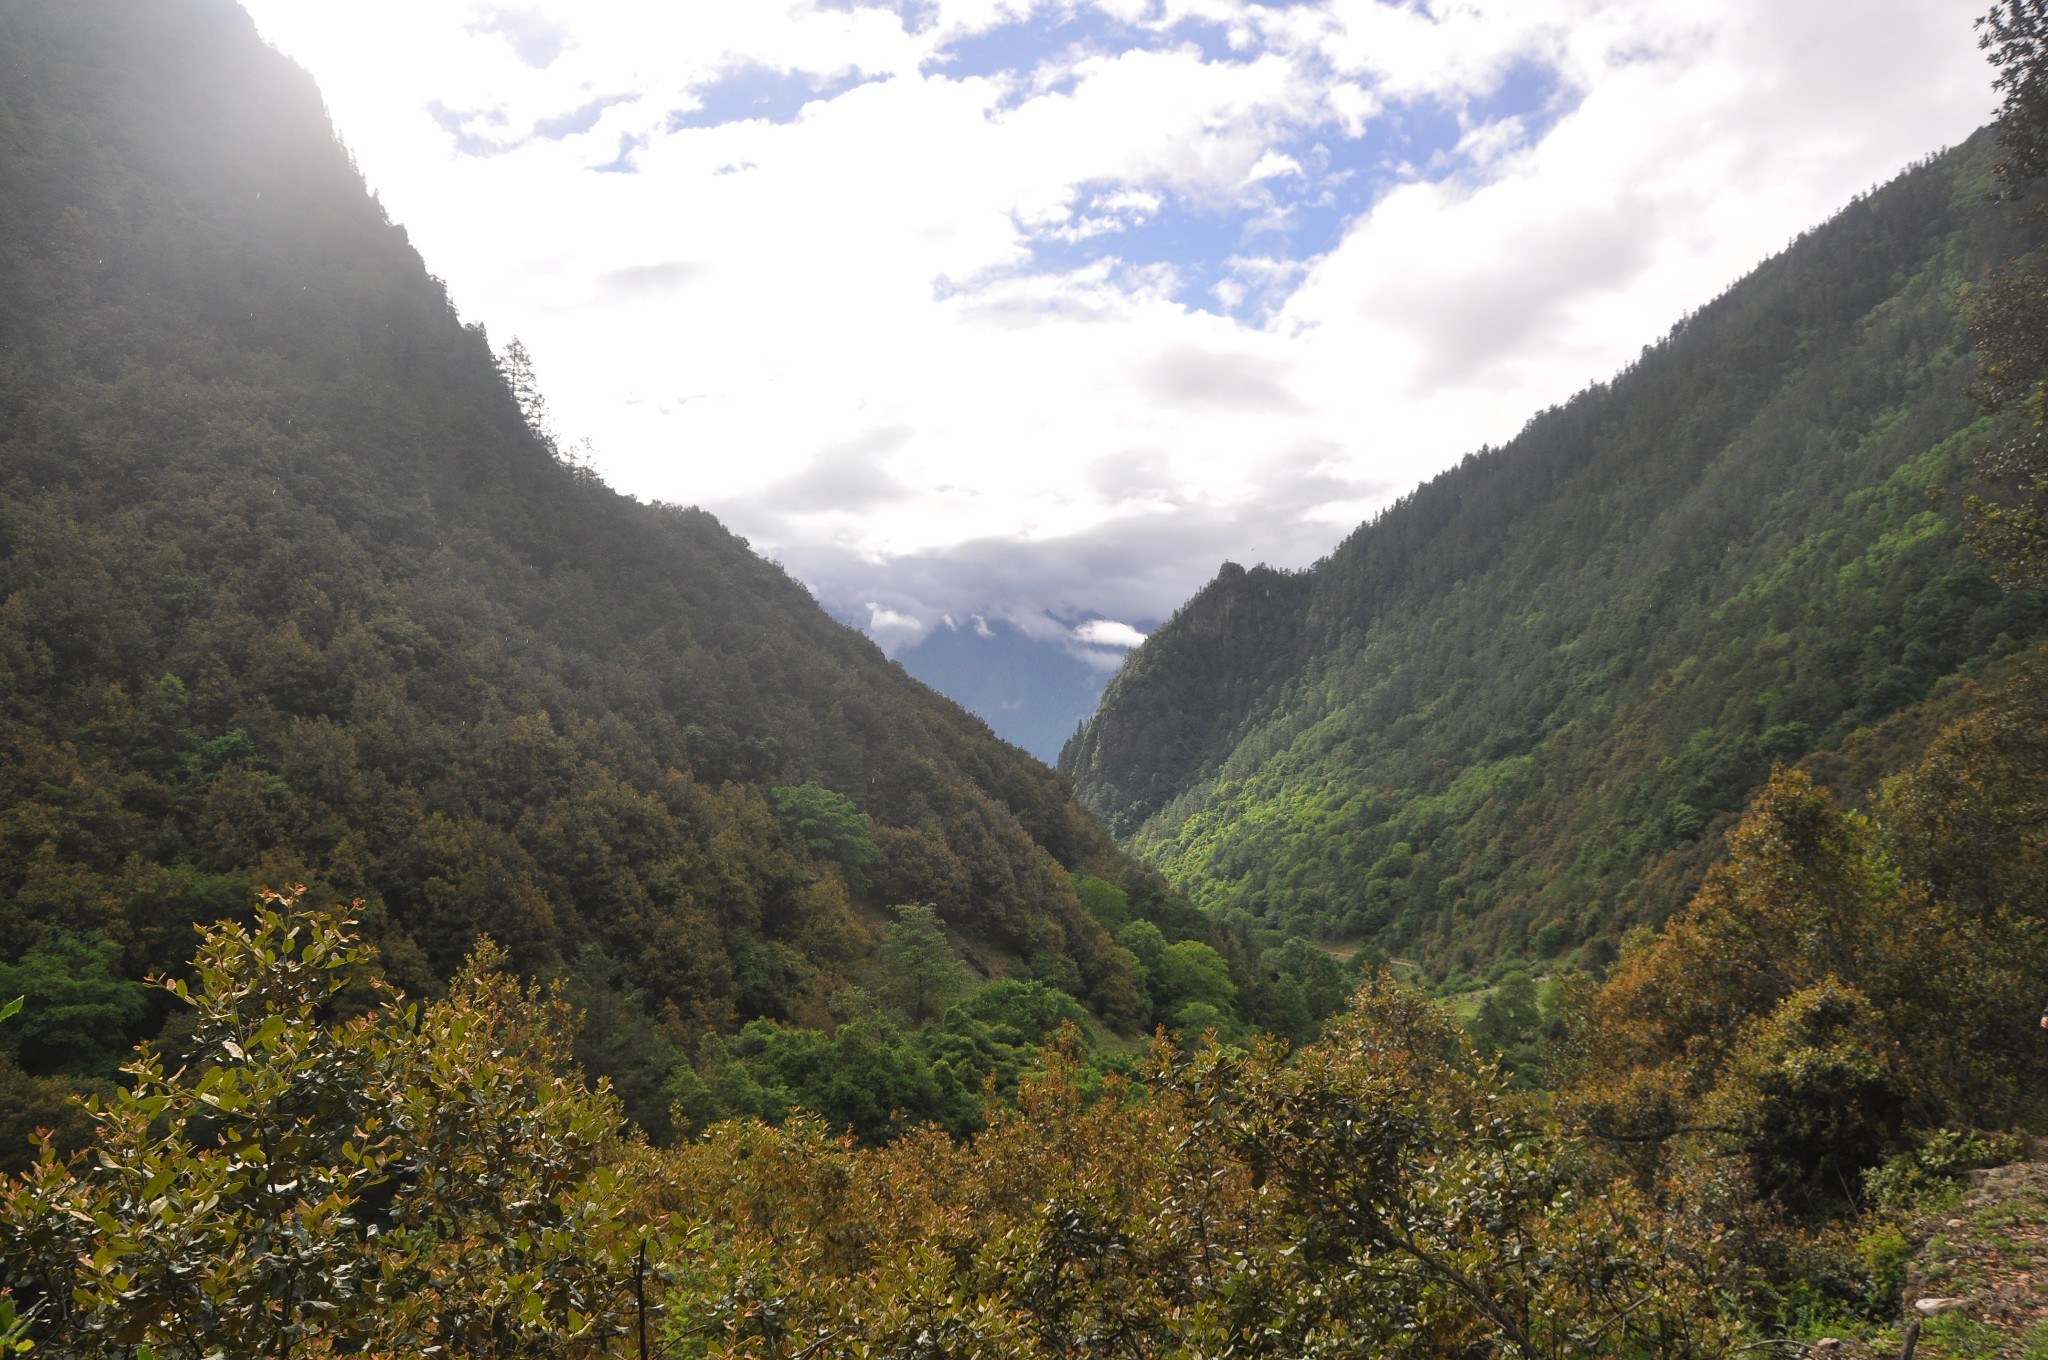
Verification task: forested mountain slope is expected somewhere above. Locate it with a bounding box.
[1062,134,2048,974]
[0,0,1166,1098]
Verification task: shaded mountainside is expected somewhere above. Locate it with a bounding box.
[0,0,1171,1083]
[1063,134,2048,974]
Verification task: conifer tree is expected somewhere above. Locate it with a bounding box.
[498,336,557,452]
[878,903,972,1023]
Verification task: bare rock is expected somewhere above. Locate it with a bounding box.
[1912,1297,1967,1316]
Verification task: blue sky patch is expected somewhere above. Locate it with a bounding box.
[428,93,636,158]
[534,93,636,140]
[1471,57,1578,147]
[922,3,1265,105]
[1155,12,1243,65]
[1002,51,1580,320]
[925,6,1117,87]
[815,0,940,30]
[426,100,514,157]
[592,132,645,174]
[670,64,889,130]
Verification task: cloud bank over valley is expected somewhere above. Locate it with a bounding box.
[240,0,1994,751]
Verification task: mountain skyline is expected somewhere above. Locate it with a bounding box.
[6,10,2048,1352]
[236,0,1993,723]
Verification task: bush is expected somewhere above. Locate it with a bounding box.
[0,892,654,1359]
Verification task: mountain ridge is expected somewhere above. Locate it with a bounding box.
[0,0,1170,1098]
[1062,133,2048,974]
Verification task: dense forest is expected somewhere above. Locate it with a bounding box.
[1062,127,2048,977]
[0,0,1372,1155]
[5,696,2044,1358]
[5,0,2048,1357]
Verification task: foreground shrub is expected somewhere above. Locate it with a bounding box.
[0,891,656,1360]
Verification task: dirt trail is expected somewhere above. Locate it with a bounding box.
[1894,1162,2048,1359]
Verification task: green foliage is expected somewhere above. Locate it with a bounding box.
[1563,683,2048,1209]
[1175,981,1735,1359]
[1864,1129,2027,1213]
[1709,979,1909,1200]
[682,1008,987,1144]
[946,977,1089,1047]
[1858,1223,1914,1316]
[0,931,148,1078]
[877,902,974,1024]
[674,974,1104,1145]
[1560,772,1913,1206]
[1113,919,1242,1034]
[1248,935,1357,1043]
[650,978,1739,1360]
[560,944,690,1143]
[1959,235,2048,583]
[770,782,879,873]
[1066,131,2048,974]
[1469,968,1538,1050]
[29,887,2045,1359]
[0,895,653,1358]
[1981,1,2048,193]
[1070,874,1130,928]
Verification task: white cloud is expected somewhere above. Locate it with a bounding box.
[238,0,1995,649]
[866,602,925,635]
[1075,619,1148,648]
[1245,149,1304,182]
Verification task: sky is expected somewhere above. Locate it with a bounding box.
[239,0,1994,675]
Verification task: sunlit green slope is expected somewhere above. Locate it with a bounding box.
[1062,135,2048,974]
